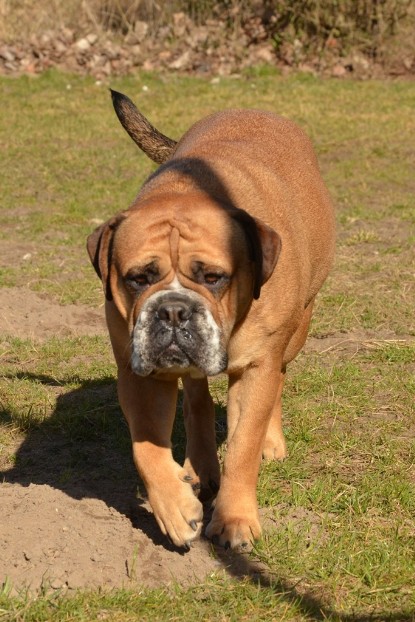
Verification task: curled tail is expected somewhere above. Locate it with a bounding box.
[110,89,177,164]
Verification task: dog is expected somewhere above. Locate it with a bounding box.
[87,90,335,550]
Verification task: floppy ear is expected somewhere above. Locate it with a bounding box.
[86,214,125,301]
[231,209,281,300]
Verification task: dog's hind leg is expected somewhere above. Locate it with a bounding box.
[182,376,221,501]
[262,299,315,461]
[262,369,287,460]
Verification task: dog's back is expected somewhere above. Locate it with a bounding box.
[139,109,335,306]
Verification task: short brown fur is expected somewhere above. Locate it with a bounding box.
[87,94,335,550]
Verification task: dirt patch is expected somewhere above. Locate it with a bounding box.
[305,329,413,356]
[0,482,221,593]
[0,286,106,340]
[0,424,268,595]
[0,423,268,594]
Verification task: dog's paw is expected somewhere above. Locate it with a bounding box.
[182,457,220,503]
[262,432,287,461]
[148,473,204,549]
[205,509,261,551]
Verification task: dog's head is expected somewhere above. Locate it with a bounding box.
[87,192,280,377]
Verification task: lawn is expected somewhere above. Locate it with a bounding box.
[0,68,414,620]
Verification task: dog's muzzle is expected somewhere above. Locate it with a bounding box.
[153,297,196,368]
[131,291,227,377]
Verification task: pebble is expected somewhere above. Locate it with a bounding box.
[75,38,90,52]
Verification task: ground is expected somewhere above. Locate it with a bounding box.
[0,72,414,619]
[0,287,274,593]
[0,285,409,596]
[0,288,217,592]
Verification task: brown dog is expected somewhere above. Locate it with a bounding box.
[87,91,335,550]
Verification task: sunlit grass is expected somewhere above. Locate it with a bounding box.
[1,70,415,619]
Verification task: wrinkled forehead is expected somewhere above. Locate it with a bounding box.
[113,200,246,269]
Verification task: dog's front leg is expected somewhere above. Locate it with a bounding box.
[182,376,221,501]
[205,356,283,549]
[117,370,203,548]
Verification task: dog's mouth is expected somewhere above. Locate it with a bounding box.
[156,335,192,368]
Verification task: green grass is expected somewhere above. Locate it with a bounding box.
[1,70,415,620]
[256,342,415,614]
[0,576,333,622]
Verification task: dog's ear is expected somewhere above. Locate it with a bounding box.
[86,214,126,301]
[110,89,177,164]
[231,210,281,300]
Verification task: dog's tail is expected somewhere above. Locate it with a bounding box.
[110,89,177,164]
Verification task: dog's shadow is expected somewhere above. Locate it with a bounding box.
[0,373,228,553]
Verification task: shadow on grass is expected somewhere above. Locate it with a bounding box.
[0,373,196,554]
[1,373,412,620]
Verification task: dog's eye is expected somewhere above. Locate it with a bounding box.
[134,274,149,286]
[125,263,160,293]
[191,262,229,292]
[203,273,222,285]
[125,273,150,291]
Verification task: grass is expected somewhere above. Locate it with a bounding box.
[1,69,415,620]
[0,577,335,621]
[256,342,415,614]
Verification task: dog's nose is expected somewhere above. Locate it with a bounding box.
[157,301,192,325]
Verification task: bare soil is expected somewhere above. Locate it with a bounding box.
[0,483,221,592]
[0,286,107,340]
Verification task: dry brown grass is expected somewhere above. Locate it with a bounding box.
[1,0,414,64]
[0,0,231,39]
[0,0,146,40]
